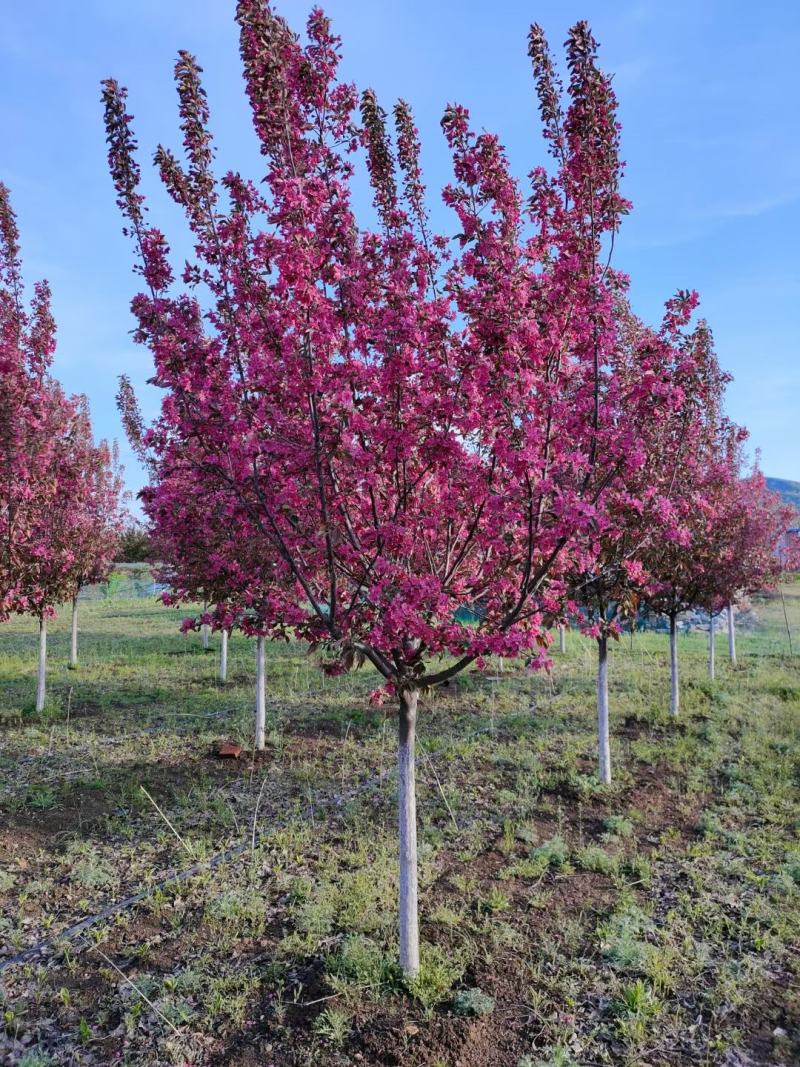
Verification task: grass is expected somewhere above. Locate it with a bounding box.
[0,587,799,1064]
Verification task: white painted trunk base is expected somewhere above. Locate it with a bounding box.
[69,597,79,668]
[219,629,229,684]
[597,636,611,784]
[559,625,566,654]
[202,623,210,651]
[398,688,420,978]
[727,604,736,665]
[669,615,679,718]
[255,636,266,750]
[708,613,716,680]
[36,617,47,713]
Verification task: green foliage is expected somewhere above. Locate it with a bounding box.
[598,905,654,971]
[313,1005,351,1045]
[478,886,511,913]
[452,987,495,1016]
[325,935,400,999]
[405,945,465,1014]
[575,845,618,876]
[603,814,635,838]
[614,978,660,1017]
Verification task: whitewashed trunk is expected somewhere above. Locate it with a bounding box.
[219,629,228,684]
[597,636,611,784]
[398,687,420,977]
[669,614,679,718]
[36,616,47,713]
[708,613,716,680]
[69,596,79,668]
[202,622,210,651]
[559,625,566,654]
[727,604,736,665]
[255,635,266,750]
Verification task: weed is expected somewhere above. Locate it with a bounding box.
[478,887,511,913]
[614,978,660,1017]
[603,814,634,838]
[451,987,495,1016]
[313,1005,350,1045]
[598,906,653,971]
[405,944,465,1014]
[325,935,400,999]
[575,845,618,876]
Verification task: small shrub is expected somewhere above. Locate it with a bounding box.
[205,887,265,936]
[784,850,800,886]
[69,848,114,889]
[18,1055,56,1067]
[25,783,57,810]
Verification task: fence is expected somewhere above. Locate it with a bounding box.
[78,563,169,601]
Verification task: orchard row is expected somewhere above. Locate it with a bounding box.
[1,2,794,978]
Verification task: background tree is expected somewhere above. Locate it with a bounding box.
[697,460,793,678]
[114,521,153,563]
[562,294,706,779]
[63,401,127,666]
[0,184,89,710]
[640,321,736,713]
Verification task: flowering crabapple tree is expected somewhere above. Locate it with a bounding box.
[121,382,282,731]
[639,320,736,713]
[104,5,678,974]
[63,400,127,667]
[142,446,282,740]
[697,460,793,679]
[0,183,104,710]
[561,294,715,780]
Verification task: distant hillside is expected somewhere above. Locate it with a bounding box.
[767,477,800,516]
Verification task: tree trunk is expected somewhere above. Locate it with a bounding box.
[708,613,716,680]
[69,595,79,668]
[36,616,47,713]
[398,687,420,978]
[559,625,566,654]
[219,629,229,684]
[726,604,736,665]
[202,622,210,651]
[597,635,611,784]
[255,635,266,750]
[669,613,679,718]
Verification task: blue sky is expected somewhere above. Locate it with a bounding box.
[2,0,798,503]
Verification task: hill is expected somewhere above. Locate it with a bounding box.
[767,476,800,514]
